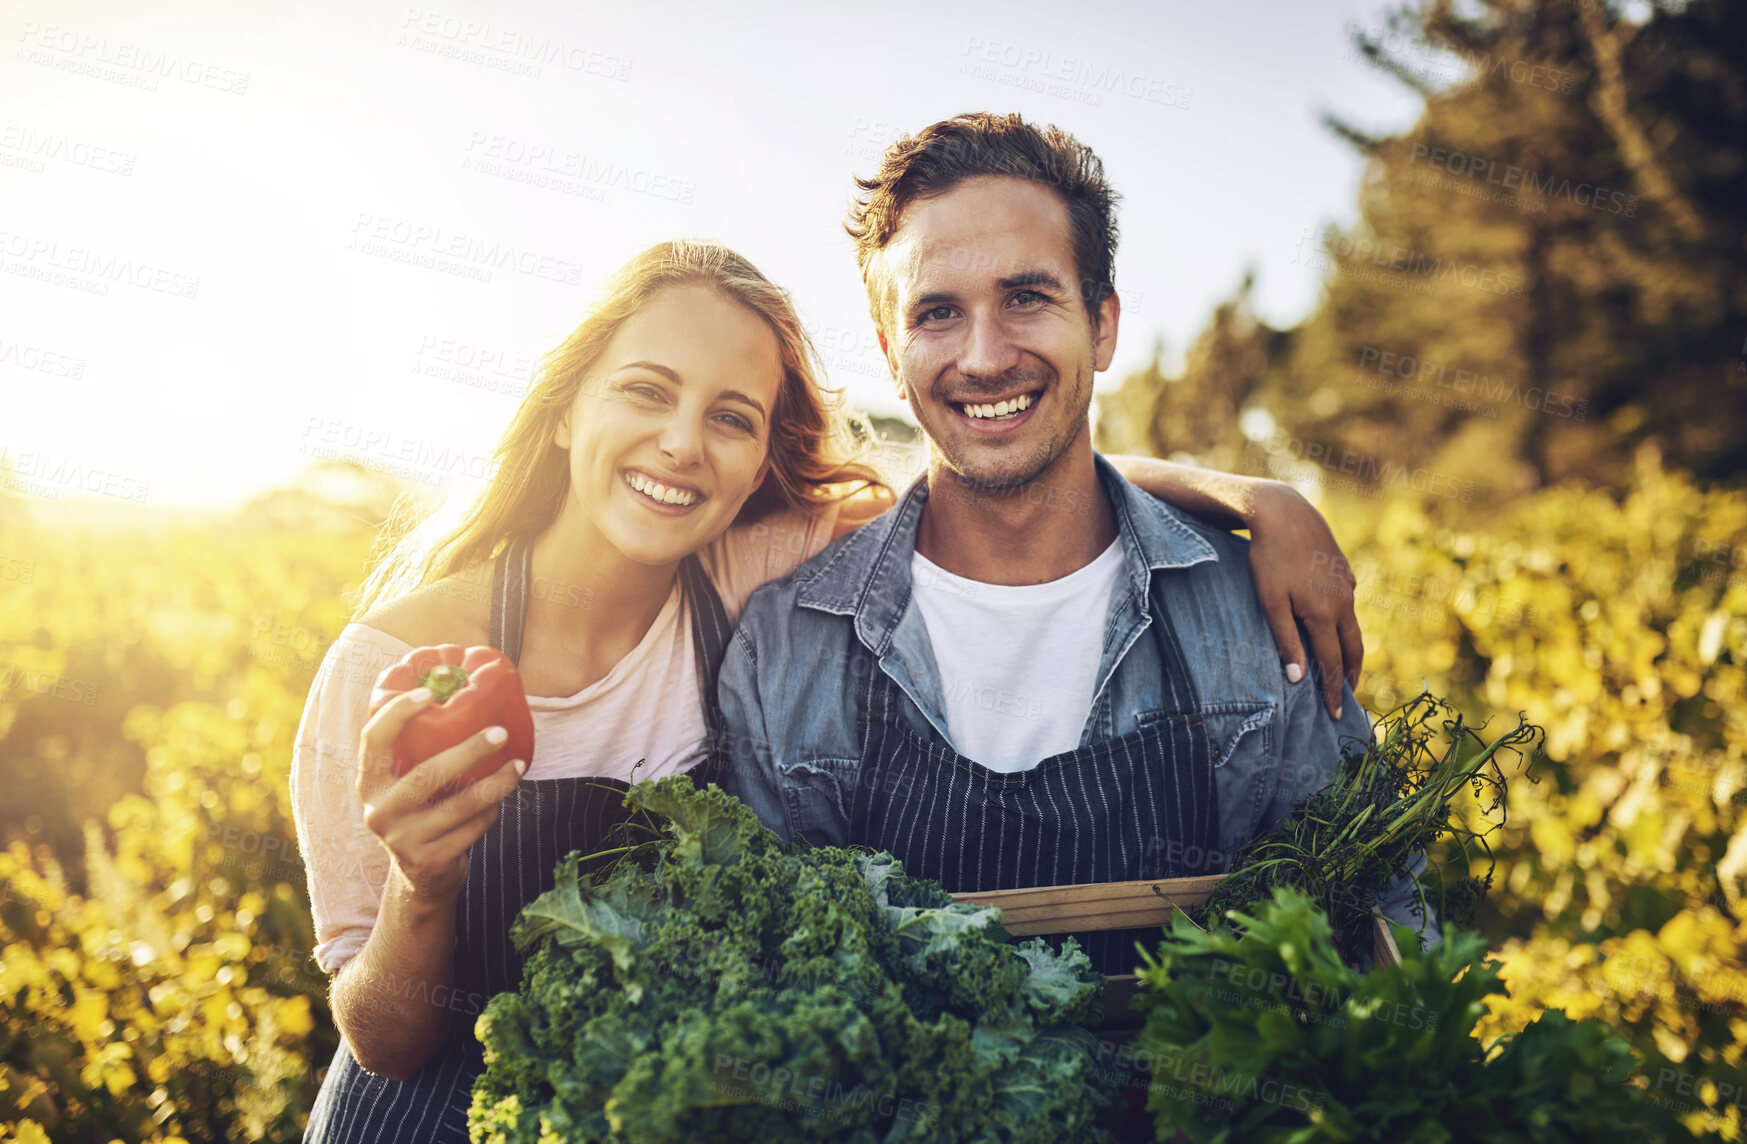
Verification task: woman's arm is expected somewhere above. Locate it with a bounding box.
[1107,455,1363,720]
[329,688,525,1080]
[329,862,464,1081]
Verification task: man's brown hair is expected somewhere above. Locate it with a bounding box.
[844,111,1120,332]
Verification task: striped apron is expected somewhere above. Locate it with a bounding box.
[847,571,1218,976]
[302,535,731,1142]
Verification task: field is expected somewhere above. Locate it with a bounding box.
[0,451,1743,1141]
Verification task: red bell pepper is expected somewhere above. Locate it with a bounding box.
[368,644,535,794]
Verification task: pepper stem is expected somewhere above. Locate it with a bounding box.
[420,664,471,704]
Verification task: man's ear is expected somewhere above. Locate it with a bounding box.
[1092,290,1121,373]
[876,325,907,402]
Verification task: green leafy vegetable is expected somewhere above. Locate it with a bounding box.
[467,776,1120,1143]
[1132,887,1685,1142]
[1198,692,1542,965]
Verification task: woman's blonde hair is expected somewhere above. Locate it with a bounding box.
[352,239,891,617]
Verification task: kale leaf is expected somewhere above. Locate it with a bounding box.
[468,776,1120,1143]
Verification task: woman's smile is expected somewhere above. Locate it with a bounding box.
[621,468,705,512]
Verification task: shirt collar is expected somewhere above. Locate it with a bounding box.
[795,452,1220,653]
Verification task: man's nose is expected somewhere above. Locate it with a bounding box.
[957,311,1023,383]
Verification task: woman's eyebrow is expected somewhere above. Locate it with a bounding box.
[620,360,766,420]
[619,360,681,383]
[720,391,767,420]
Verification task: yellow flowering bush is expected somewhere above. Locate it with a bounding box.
[1328,448,1747,1138]
[0,504,372,1142]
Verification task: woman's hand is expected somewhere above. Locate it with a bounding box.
[1245,481,1363,719]
[356,687,526,903]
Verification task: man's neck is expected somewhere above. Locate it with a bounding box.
[915,435,1119,586]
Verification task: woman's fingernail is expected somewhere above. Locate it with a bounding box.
[1286,663,1304,684]
[484,726,508,745]
[408,687,433,703]
[514,759,528,777]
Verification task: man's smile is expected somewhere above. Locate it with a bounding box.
[948,388,1043,433]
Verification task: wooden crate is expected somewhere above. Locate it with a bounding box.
[949,876,1402,1028]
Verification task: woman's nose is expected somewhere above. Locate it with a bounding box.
[657,410,704,466]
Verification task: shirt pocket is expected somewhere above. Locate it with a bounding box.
[1199,702,1275,770]
[777,755,859,845]
[1140,701,1275,861]
[1136,701,1274,768]
[1201,702,1276,852]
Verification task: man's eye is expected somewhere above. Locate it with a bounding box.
[920,305,955,324]
[1011,290,1047,306]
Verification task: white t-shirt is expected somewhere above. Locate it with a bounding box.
[290,502,840,975]
[909,538,1124,773]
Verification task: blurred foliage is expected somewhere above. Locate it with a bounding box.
[1099,0,1747,496]
[0,471,384,1142]
[1322,445,1747,1137]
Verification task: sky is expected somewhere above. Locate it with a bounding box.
[0,0,1432,512]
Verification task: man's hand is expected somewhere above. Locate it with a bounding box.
[1246,481,1363,718]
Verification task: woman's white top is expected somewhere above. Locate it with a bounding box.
[290,503,840,974]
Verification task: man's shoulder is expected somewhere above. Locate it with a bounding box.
[736,522,871,641]
[1111,475,1276,659]
[1160,499,1254,560]
[1108,466,1258,588]
[1159,504,1266,612]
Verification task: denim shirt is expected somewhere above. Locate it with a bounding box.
[717,453,1437,947]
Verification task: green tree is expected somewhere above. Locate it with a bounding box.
[1102,0,1747,496]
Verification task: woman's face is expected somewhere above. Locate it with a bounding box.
[555,283,782,566]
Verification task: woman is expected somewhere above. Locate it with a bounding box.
[292,240,1360,1141]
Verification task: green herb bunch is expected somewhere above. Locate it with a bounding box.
[1197,692,1541,965]
[467,777,1121,1144]
[1132,887,1685,1143]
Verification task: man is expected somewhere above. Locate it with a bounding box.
[718,112,1430,970]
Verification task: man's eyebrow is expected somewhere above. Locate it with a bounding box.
[908,270,1066,309]
[619,360,767,420]
[997,269,1067,291]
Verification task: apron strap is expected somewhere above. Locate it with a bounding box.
[680,552,731,738]
[486,536,729,780]
[489,533,534,666]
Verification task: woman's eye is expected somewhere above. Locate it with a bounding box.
[715,412,754,433]
[623,383,663,401]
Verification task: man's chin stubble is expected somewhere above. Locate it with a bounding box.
[931,437,1061,499]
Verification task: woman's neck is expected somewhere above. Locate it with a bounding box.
[519,505,682,693]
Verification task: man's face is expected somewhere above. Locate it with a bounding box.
[874,175,1118,492]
